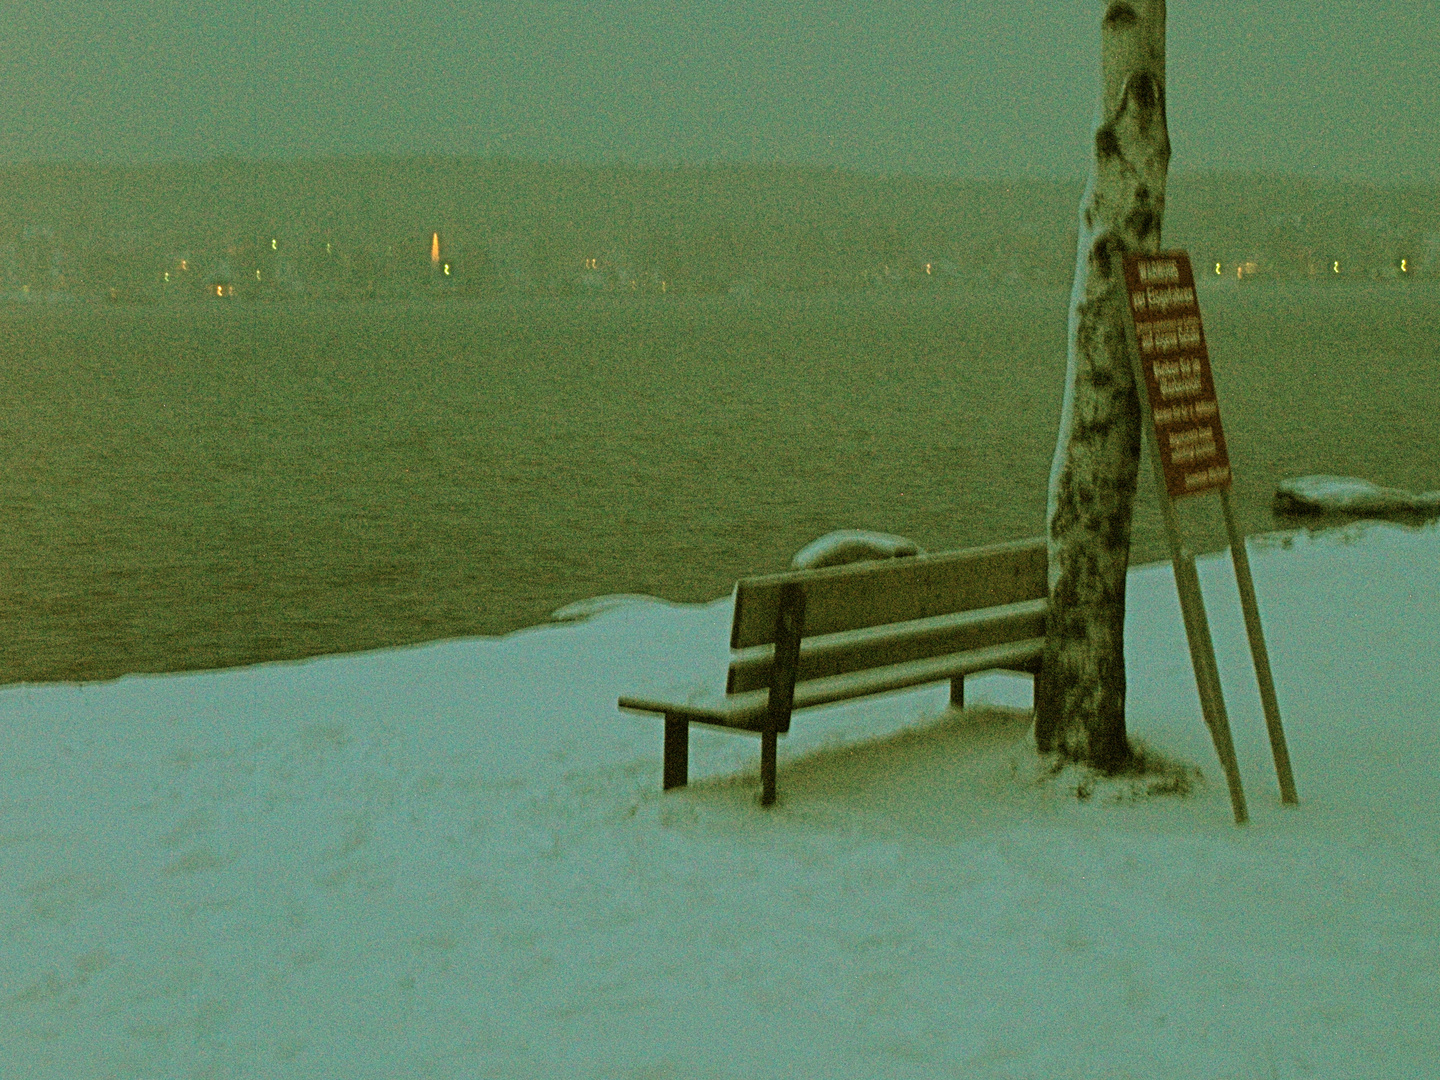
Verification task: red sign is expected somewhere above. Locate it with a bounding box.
[1122,251,1232,499]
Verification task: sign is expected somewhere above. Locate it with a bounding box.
[1121,252,1232,499]
[1114,248,1298,822]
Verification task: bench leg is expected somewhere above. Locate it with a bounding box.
[663,715,689,790]
[760,729,777,806]
[951,676,964,709]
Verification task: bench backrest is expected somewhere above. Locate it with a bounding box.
[727,536,1048,695]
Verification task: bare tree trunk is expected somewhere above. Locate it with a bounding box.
[1034,0,1170,771]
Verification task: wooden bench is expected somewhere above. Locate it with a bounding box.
[618,536,1049,805]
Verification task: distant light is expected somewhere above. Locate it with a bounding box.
[326,243,332,255]
[271,239,277,251]
[1333,261,1340,273]
[256,269,262,279]
[443,263,451,276]
[1215,262,1222,275]
[1401,259,1408,272]
[925,263,932,274]
[164,272,170,282]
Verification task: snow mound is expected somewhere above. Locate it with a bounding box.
[1274,474,1440,515]
[790,529,926,570]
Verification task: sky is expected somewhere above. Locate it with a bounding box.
[2,0,1437,183]
[2,516,1437,1076]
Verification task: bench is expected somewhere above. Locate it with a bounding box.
[618,536,1049,805]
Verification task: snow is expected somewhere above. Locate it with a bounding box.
[1275,474,1440,515]
[2,520,1437,1079]
[789,530,927,570]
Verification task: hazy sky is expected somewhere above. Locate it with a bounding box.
[3,1,1435,182]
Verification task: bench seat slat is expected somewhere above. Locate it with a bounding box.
[619,635,1045,733]
[727,597,1048,695]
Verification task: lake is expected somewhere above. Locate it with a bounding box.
[2,281,1436,685]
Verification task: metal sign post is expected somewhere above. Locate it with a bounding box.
[1115,250,1298,822]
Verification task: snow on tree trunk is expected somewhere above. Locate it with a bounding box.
[1034,0,1170,771]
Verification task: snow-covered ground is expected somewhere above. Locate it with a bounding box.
[2,520,1437,1079]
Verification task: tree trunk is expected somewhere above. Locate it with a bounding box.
[1034,0,1170,771]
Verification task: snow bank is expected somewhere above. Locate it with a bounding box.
[1275,474,1440,515]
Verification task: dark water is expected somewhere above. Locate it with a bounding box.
[2,283,1437,686]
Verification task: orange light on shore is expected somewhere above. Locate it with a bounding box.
[431,232,441,265]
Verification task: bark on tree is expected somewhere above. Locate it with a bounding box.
[1034,0,1170,771]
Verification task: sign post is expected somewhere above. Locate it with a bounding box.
[1116,250,1298,822]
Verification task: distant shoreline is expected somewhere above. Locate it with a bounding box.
[2,161,1435,302]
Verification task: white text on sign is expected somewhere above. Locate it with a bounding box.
[1137,259,1181,284]
[1137,315,1202,353]
[1130,286,1195,313]
[1151,357,1204,398]
[1184,465,1231,490]
[1168,426,1217,464]
[1152,399,1218,426]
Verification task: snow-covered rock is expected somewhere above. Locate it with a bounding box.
[789,529,926,570]
[1274,475,1440,515]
